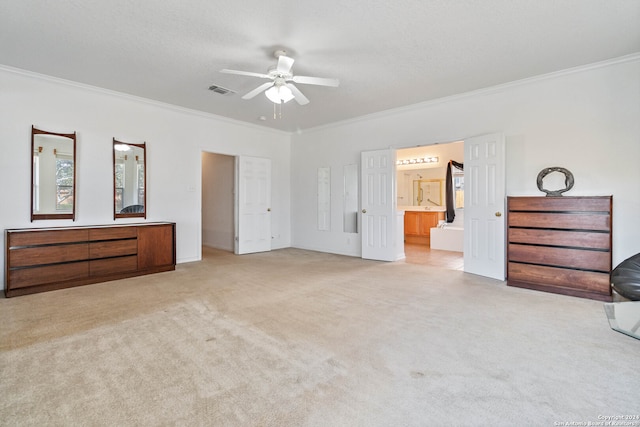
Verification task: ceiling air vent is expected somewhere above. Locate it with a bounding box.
[208,85,235,95]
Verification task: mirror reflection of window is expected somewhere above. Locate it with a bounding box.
[32,155,40,212]
[55,154,74,211]
[32,130,75,219]
[137,160,145,204]
[114,160,125,212]
[453,171,464,209]
[113,139,146,219]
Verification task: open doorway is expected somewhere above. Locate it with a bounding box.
[202,152,235,252]
[396,141,464,269]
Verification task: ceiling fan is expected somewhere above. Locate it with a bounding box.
[220,50,339,105]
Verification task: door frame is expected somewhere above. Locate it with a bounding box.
[395,134,506,280]
[200,151,273,256]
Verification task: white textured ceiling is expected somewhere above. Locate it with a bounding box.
[1,0,639,132]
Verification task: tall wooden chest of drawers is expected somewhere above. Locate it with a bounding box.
[5,222,176,297]
[507,196,612,301]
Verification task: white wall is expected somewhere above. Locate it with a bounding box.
[202,152,234,251]
[290,56,640,266]
[0,67,292,291]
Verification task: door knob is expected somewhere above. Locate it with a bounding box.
[495,212,502,217]
[362,209,367,214]
[267,208,271,212]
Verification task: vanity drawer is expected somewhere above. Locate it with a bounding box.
[89,256,138,276]
[89,240,137,259]
[9,243,89,268]
[9,262,90,289]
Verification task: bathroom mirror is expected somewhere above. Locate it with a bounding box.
[452,169,464,208]
[113,138,146,219]
[412,179,444,207]
[343,164,358,233]
[31,126,77,221]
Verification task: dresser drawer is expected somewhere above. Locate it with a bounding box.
[9,262,90,289]
[9,243,89,268]
[508,228,610,250]
[508,212,610,231]
[89,227,138,241]
[508,244,610,272]
[8,229,89,247]
[508,262,610,294]
[89,256,138,276]
[89,240,137,259]
[508,196,611,212]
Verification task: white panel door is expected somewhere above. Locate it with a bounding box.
[463,133,506,280]
[235,156,271,254]
[361,149,397,261]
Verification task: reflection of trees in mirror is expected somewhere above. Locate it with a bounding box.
[56,157,74,210]
[31,126,76,220]
[114,162,125,212]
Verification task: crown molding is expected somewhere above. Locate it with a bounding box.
[302,52,640,135]
[0,64,290,137]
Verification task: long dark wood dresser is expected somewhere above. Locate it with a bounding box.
[4,222,175,297]
[507,196,612,301]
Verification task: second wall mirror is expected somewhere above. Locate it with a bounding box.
[113,138,146,219]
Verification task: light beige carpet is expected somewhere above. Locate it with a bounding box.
[1,247,638,426]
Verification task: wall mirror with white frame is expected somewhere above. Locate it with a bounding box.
[343,164,358,233]
[31,126,77,221]
[113,138,146,219]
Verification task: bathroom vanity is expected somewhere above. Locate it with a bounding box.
[403,210,445,244]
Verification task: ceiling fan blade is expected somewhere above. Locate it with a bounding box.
[220,69,271,79]
[292,75,340,87]
[277,55,295,74]
[242,82,274,99]
[286,83,310,105]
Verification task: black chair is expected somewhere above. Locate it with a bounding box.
[611,253,640,301]
[120,204,144,213]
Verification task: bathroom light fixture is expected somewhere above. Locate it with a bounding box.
[396,156,439,165]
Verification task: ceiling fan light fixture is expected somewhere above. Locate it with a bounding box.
[265,85,294,104]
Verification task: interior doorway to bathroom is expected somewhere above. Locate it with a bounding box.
[396,141,464,269]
